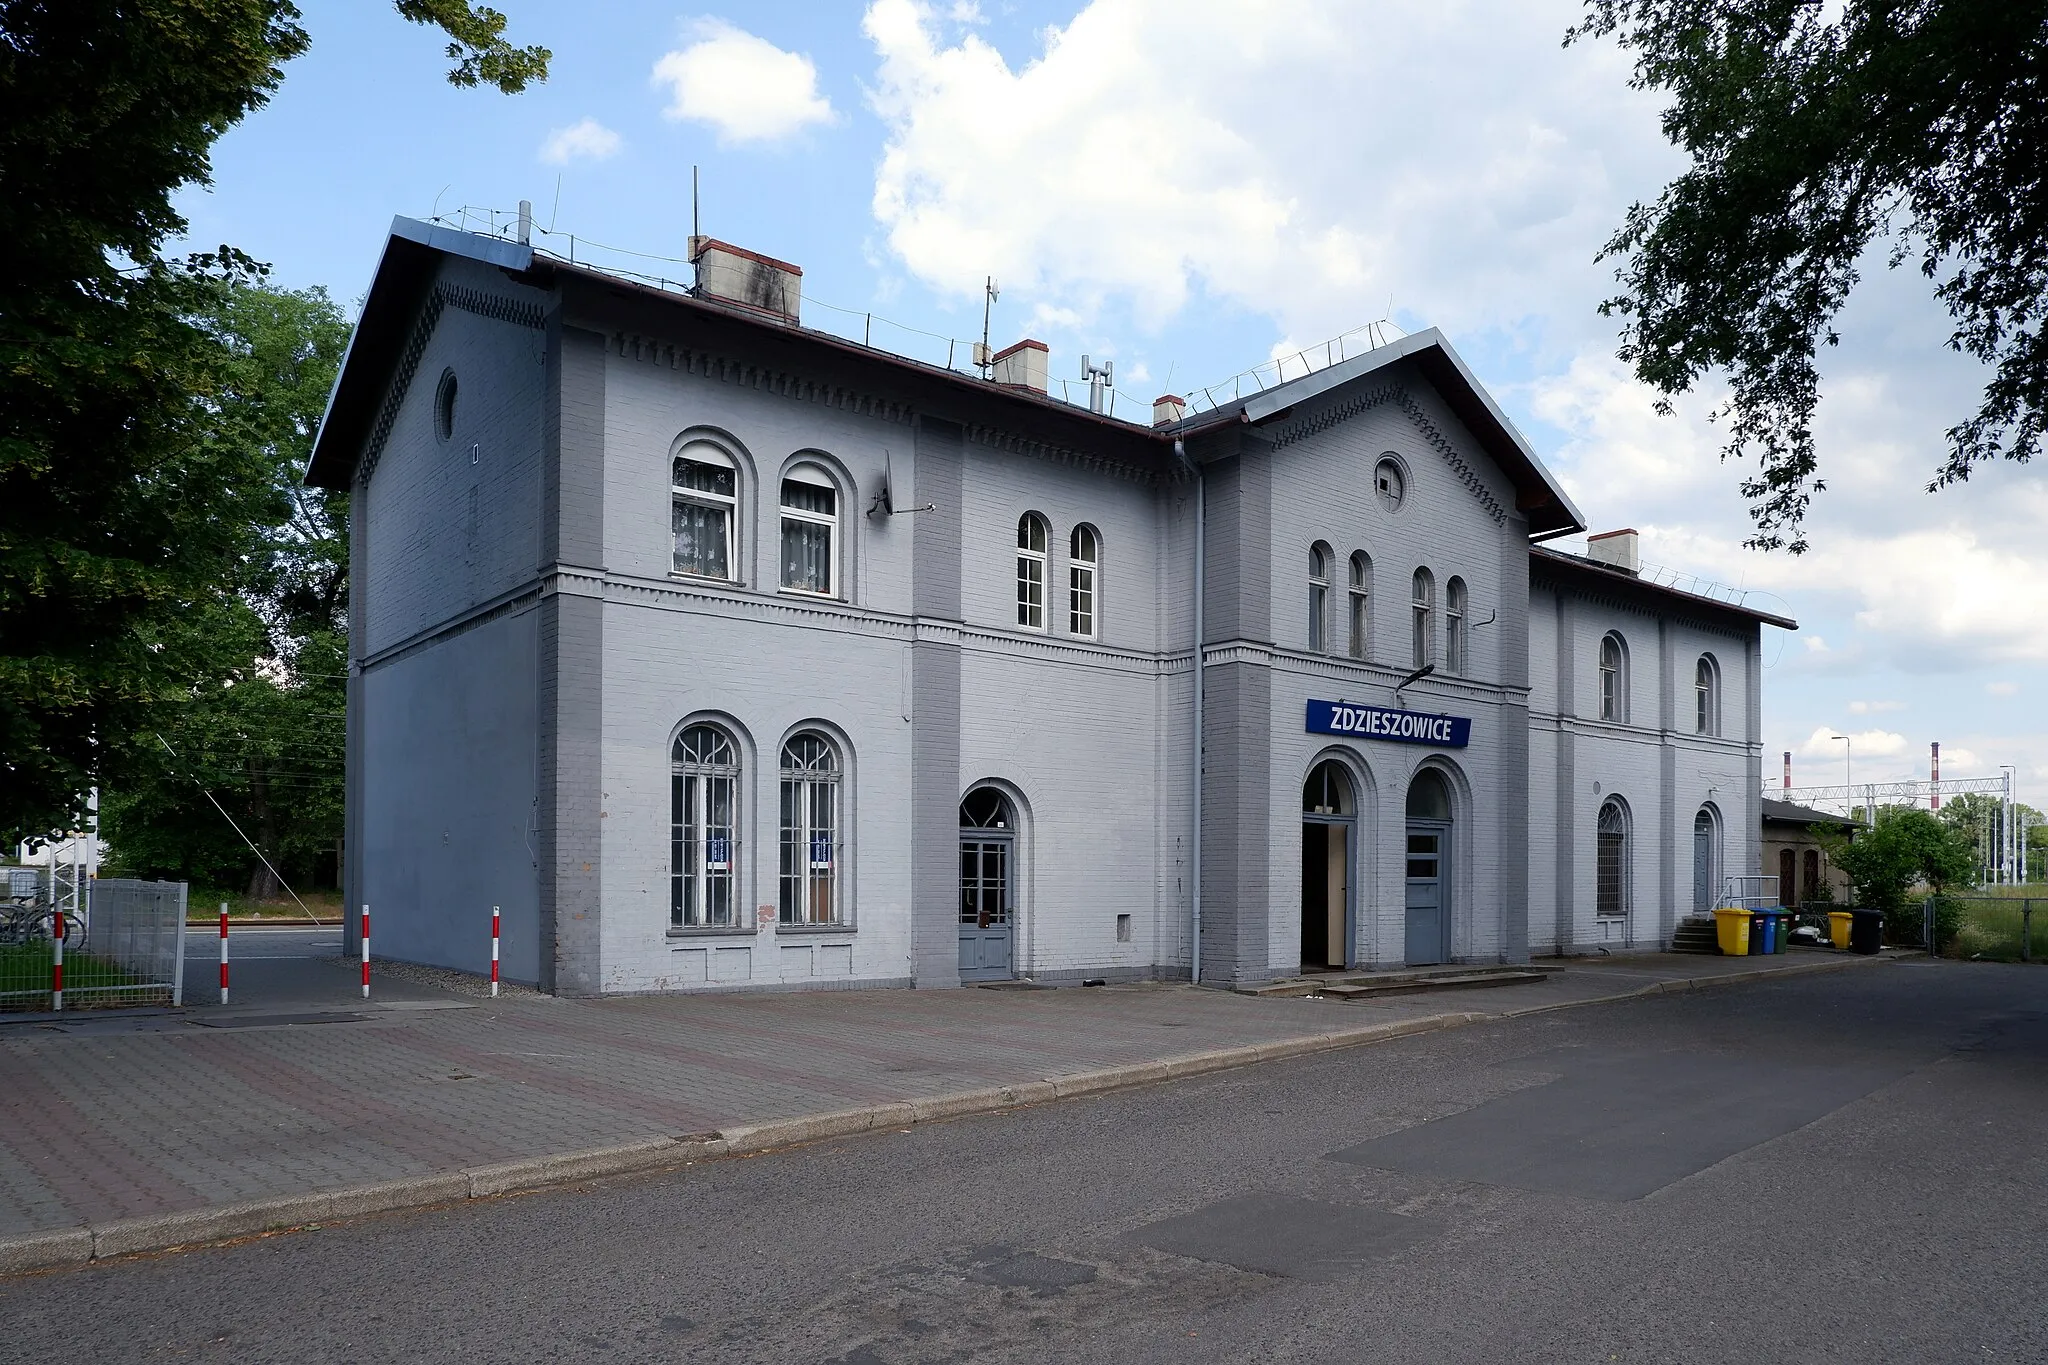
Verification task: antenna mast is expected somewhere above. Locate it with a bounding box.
[690,165,702,294]
[976,276,999,377]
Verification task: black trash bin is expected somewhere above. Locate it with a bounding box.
[1849,908,1883,955]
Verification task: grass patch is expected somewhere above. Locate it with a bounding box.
[0,938,152,1011]
[1944,895,2047,962]
[185,888,344,923]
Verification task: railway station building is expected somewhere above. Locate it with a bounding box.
[307,217,1794,994]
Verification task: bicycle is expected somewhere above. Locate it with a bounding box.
[0,896,87,951]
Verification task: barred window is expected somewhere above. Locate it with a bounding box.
[1017,513,1048,629]
[780,466,837,596]
[1596,798,1630,918]
[672,445,737,580]
[671,724,739,928]
[779,733,844,926]
[1069,524,1098,638]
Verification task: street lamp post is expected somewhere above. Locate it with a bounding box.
[1830,734,1855,822]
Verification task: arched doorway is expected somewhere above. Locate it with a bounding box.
[1405,769,1453,965]
[1693,806,1720,913]
[1301,760,1356,972]
[959,788,1016,981]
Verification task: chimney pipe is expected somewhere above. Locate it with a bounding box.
[1931,741,1941,810]
[1783,751,1791,792]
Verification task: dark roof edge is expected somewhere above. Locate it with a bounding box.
[1530,544,1798,630]
[1762,798,1855,825]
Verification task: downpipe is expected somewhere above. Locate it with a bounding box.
[1175,438,1204,985]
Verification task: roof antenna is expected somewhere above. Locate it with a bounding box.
[690,165,703,294]
[976,276,1000,377]
[547,172,563,232]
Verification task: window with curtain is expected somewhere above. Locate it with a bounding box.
[779,732,843,926]
[779,468,837,595]
[1309,543,1332,652]
[1411,568,1435,668]
[1347,552,1370,660]
[1445,576,1467,674]
[1016,513,1047,629]
[672,447,737,579]
[1599,634,1628,722]
[671,724,739,928]
[1069,524,1098,637]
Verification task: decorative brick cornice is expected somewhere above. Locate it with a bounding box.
[963,424,1165,487]
[1268,382,1509,527]
[611,332,917,427]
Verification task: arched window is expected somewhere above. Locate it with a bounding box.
[1406,767,1452,821]
[1016,513,1048,630]
[1347,552,1371,660]
[1308,543,1332,652]
[1303,760,1355,815]
[1692,806,1720,913]
[1069,524,1099,638]
[1599,633,1628,722]
[779,463,838,596]
[671,724,740,928]
[1445,576,1468,675]
[1695,654,1721,735]
[961,787,1013,829]
[672,442,738,580]
[1779,847,1798,908]
[1802,848,1823,904]
[1411,568,1435,669]
[779,732,843,925]
[1597,799,1630,918]
[434,369,458,442]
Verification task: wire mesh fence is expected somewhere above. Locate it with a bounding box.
[1945,896,2043,962]
[0,876,186,1011]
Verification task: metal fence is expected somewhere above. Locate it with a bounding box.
[0,876,186,1011]
[1945,896,2043,962]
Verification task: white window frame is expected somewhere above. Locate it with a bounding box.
[1596,798,1631,918]
[1347,552,1370,661]
[1445,576,1467,675]
[671,724,740,929]
[672,444,738,582]
[1599,633,1628,723]
[778,463,838,598]
[779,732,845,927]
[1411,568,1435,669]
[1068,524,1099,639]
[1309,543,1332,653]
[1695,654,1721,735]
[1016,513,1048,631]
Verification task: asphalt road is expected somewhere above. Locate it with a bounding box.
[4,959,2042,1364]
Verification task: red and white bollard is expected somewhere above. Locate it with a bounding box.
[490,905,500,998]
[51,909,64,1012]
[219,902,230,1005]
[360,904,371,1000]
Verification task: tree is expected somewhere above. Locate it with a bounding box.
[0,1,544,846]
[1569,1,2048,551]
[99,283,352,896]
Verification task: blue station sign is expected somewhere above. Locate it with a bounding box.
[1307,699,1471,748]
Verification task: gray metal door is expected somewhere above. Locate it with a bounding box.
[1405,823,1449,965]
[1693,818,1713,912]
[959,837,1013,980]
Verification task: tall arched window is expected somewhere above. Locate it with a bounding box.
[1069,524,1099,638]
[779,732,843,926]
[779,463,838,596]
[1308,543,1332,652]
[1599,633,1629,722]
[1347,552,1371,660]
[672,442,738,580]
[1597,799,1630,918]
[1692,806,1720,913]
[1695,654,1721,735]
[1016,513,1048,630]
[671,724,740,928]
[1803,848,1823,904]
[1411,568,1435,669]
[1445,576,1468,675]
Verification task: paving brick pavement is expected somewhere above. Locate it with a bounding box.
[0,949,1881,1244]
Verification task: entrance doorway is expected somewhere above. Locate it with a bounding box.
[959,788,1015,981]
[1404,768,1452,965]
[1301,761,1355,972]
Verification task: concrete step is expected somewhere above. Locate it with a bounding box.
[1670,916,1720,955]
[1239,964,1556,999]
[1316,970,1551,999]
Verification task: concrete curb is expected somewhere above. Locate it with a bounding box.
[0,956,1874,1275]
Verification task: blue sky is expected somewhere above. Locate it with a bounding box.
[178,0,2046,801]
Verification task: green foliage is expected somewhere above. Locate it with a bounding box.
[1569,1,2048,551]
[0,1,541,846]
[395,0,550,93]
[1827,807,1978,913]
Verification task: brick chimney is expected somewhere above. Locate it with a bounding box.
[1152,394,1187,426]
[1587,528,1640,575]
[689,237,802,323]
[991,339,1048,394]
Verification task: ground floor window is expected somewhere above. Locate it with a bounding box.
[780,732,843,925]
[672,724,739,928]
[1596,799,1629,917]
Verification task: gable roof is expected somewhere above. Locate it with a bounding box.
[1531,544,1798,631]
[1167,328,1586,538]
[1762,798,1855,827]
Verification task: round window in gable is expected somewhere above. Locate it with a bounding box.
[434,369,458,442]
[1374,455,1406,511]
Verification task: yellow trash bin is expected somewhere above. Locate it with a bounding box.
[1828,911,1854,950]
[1713,906,1752,956]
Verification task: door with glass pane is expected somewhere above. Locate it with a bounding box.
[959,837,1013,980]
[1404,824,1449,965]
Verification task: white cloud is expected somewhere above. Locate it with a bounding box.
[653,20,835,144]
[1988,681,2020,697]
[1848,699,1907,714]
[1799,727,1907,760]
[539,117,622,165]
